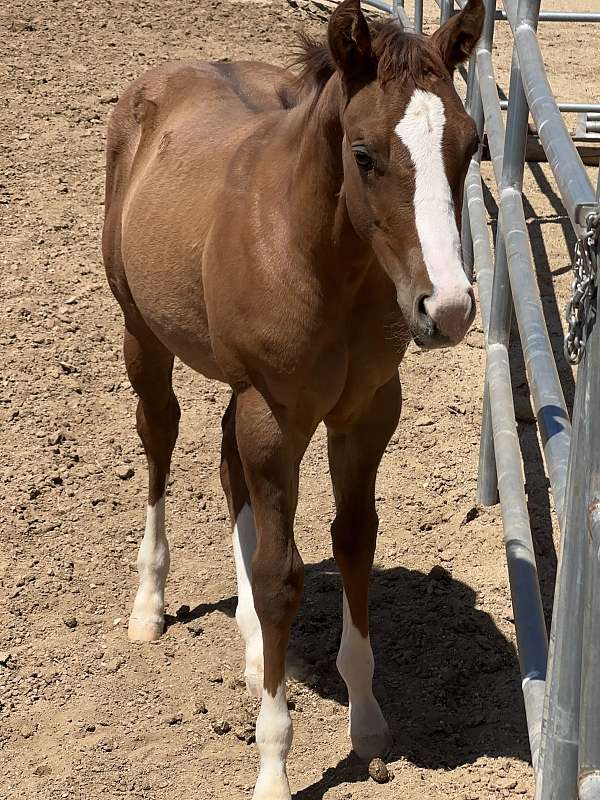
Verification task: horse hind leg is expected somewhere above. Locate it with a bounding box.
[220,394,264,697]
[124,325,180,642]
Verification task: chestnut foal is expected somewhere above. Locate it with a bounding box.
[102,0,484,796]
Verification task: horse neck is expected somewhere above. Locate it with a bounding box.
[284,76,371,288]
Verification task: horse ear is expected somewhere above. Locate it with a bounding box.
[328,0,375,89]
[430,0,485,72]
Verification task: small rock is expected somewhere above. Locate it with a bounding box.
[19,722,37,739]
[234,723,256,744]
[167,713,182,726]
[100,93,119,104]
[415,415,434,427]
[461,506,480,526]
[33,765,51,777]
[496,777,517,791]
[0,651,11,666]
[116,466,135,480]
[368,758,389,783]
[105,657,125,674]
[211,719,231,736]
[187,623,204,637]
[48,431,65,446]
[63,616,78,629]
[59,361,77,374]
[193,701,207,715]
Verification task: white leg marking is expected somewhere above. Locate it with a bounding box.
[233,503,264,698]
[395,90,471,326]
[253,682,293,800]
[336,592,391,760]
[128,490,170,642]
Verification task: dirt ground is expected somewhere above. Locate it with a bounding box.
[1,0,598,798]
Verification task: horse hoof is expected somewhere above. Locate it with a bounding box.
[128,617,164,642]
[245,671,264,698]
[351,726,393,762]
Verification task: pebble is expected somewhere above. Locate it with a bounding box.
[116,466,135,480]
[48,431,65,446]
[415,415,434,427]
[234,723,256,744]
[211,719,231,735]
[105,657,125,674]
[63,616,78,629]
[193,701,207,715]
[368,758,390,783]
[461,506,480,526]
[0,651,11,666]
[187,623,203,637]
[166,713,182,726]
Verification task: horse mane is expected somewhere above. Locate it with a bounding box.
[283,20,447,107]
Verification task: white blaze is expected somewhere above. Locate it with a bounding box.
[232,503,264,697]
[395,89,470,305]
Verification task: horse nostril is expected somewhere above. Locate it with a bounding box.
[416,294,430,319]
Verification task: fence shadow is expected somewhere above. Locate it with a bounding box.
[187,557,530,797]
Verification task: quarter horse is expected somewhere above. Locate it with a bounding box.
[102,0,484,796]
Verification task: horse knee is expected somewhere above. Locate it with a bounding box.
[331,507,378,568]
[252,548,304,629]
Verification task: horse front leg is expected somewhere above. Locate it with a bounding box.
[235,388,308,800]
[326,374,401,761]
[220,393,263,697]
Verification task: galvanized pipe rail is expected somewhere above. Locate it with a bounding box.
[330,0,598,792]
[458,0,600,797]
[349,0,600,794]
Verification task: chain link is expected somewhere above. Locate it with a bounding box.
[565,211,599,365]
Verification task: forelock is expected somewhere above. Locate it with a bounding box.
[371,22,448,87]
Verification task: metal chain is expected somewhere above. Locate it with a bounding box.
[565,211,599,365]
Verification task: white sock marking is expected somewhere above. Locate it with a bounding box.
[129,489,169,639]
[395,90,470,307]
[233,503,264,696]
[336,592,390,760]
[254,682,293,800]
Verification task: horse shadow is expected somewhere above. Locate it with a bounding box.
[186,557,530,798]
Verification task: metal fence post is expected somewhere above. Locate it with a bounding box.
[579,314,600,800]
[440,0,453,24]
[461,0,495,282]
[414,0,423,32]
[478,8,531,508]
[474,0,501,506]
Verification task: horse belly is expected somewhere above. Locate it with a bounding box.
[121,159,226,380]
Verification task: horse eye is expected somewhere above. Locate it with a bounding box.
[353,148,374,172]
